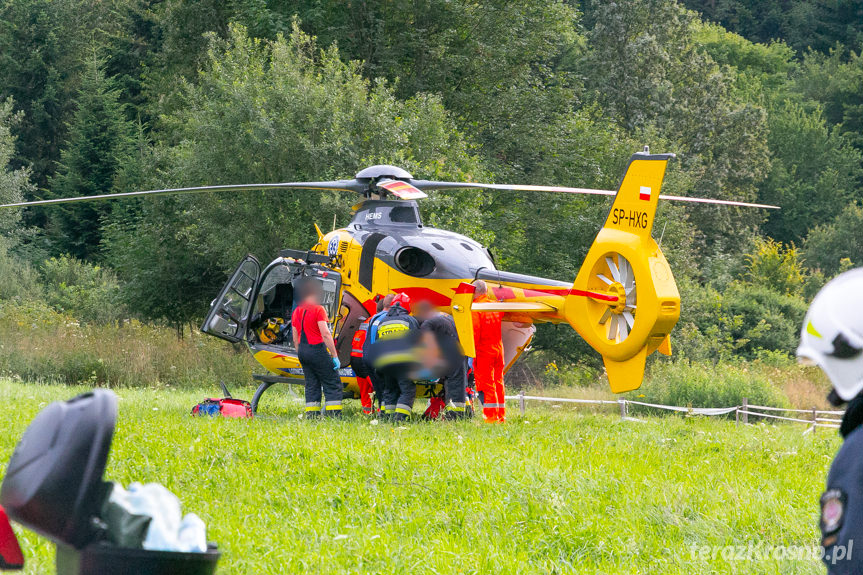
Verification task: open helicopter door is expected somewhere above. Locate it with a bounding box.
[201,255,262,343]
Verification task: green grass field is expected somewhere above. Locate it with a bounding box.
[0,379,841,574]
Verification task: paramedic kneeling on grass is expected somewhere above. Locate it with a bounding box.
[292,278,342,418]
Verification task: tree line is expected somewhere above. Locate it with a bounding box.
[0,0,861,365]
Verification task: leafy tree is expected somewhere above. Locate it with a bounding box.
[49,53,134,260]
[795,48,863,150]
[0,98,42,301]
[682,0,863,55]
[0,99,34,241]
[580,0,771,248]
[804,203,863,275]
[104,24,487,327]
[759,100,863,243]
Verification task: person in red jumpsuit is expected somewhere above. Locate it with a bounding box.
[471,280,506,422]
[350,316,375,415]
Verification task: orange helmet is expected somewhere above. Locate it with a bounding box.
[391,293,411,312]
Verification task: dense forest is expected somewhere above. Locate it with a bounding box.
[0,0,861,377]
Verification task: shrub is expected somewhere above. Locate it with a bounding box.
[41,255,125,324]
[0,299,253,388]
[743,237,806,296]
[719,282,807,357]
[541,360,602,388]
[633,360,789,411]
[0,242,42,302]
[804,203,863,275]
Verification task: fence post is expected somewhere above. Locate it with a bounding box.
[519,391,526,416]
[812,406,817,434]
[735,406,740,426]
[619,399,627,420]
[741,397,748,424]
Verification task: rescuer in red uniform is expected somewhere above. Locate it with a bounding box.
[471,280,506,422]
[291,279,342,418]
[350,316,374,415]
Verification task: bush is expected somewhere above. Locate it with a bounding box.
[541,360,602,388]
[719,282,807,357]
[633,360,789,410]
[0,299,253,387]
[41,255,125,324]
[743,237,806,296]
[0,238,43,301]
[804,203,863,276]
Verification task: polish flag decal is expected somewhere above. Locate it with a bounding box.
[639,186,652,201]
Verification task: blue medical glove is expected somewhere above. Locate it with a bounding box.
[332,357,340,371]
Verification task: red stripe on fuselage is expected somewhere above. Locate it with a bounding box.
[569,288,618,302]
[393,287,453,307]
[492,287,516,300]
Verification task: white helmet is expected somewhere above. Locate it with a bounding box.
[797,268,863,402]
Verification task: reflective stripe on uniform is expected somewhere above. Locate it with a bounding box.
[446,405,466,412]
[483,403,505,408]
[325,404,343,411]
[325,401,342,411]
[382,404,396,413]
[395,404,412,416]
[305,404,320,412]
[373,352,416,369]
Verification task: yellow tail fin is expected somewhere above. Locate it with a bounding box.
[564,149,680,394]
[602,149,674,239]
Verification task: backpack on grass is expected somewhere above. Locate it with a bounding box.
[191,383,253,418]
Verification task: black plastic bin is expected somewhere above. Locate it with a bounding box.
[1,390,220,574]
[56,543,220,575]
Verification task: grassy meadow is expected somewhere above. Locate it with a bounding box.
[0,378,840,575]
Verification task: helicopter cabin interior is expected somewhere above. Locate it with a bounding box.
[202,255,369,366]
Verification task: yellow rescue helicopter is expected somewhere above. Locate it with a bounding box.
[0,148,777,411]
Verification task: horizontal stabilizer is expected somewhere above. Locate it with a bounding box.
[471,301,557,313]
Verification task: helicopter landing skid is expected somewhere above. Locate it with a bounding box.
[250,373,302,414]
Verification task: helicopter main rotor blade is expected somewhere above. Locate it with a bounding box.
[0,180,366,209]
[411,180,619,198]
[410,180,780,209]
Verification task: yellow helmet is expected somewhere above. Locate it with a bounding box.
[258,318,287,344]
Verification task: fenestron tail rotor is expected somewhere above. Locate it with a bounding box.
[597,254,637,343]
